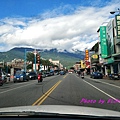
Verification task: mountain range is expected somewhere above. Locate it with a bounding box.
[0,47,85,68]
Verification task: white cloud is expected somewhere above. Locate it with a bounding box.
[0,1,119,52]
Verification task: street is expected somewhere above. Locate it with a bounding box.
[0,73,120,112]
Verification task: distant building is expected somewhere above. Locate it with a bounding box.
[73,62,80,70]
[49,59,63,70]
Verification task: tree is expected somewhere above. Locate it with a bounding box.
[26,52,54,71]
[26,52,34,63]
[27,64,33,70]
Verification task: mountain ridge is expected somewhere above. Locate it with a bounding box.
[0,47,85,68]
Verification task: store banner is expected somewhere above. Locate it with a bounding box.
[115,15,120,39]
[100,26,108,58]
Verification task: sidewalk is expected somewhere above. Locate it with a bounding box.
[85,75,120,86]
[5,77,14,84]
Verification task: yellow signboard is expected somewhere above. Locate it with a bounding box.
[80,60,86,68]
[92,54,98,59]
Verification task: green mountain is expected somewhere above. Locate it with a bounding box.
[0,47,84,69]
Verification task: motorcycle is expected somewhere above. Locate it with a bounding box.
[81,72,84,79]
[38,74,43,83]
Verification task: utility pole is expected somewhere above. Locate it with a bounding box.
[24,49,26,73]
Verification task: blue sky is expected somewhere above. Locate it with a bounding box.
[0,0,112,18]
[0,0,119,52]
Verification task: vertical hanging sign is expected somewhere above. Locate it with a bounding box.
[85,49,89,61]
[115,15,120,39]
[100,26,108,58]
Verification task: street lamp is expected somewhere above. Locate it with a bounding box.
[34,49,37,73]
[110,8,120,15]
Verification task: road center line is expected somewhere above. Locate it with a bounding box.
[32,80,62,106]
[63,74,68,78]
[82,79,120,103]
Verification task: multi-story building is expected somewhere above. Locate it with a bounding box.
[73,61,81,71]
[97,14,120,76]
[49,58,63,70]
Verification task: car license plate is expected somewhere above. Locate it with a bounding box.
[114,76,118,78]
[17,78,19,80]
[98,74,100,76]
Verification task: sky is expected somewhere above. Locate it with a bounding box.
[0,0,119,52]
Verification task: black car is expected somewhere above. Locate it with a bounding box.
[27,72,37,80]
[45,72,51,77]
[50,71,54,76]
[90,72,103,79]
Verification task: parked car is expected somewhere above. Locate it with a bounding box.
[14,71,28,83]
[90,72,103,79]
[50,71,54,76]
[0,71,7,86]
[60,71,65,75]
[54,72,59,75]
[27,72,37,80]
[108,73,119,80]
[45,72,51,77]
[41,72,46,78]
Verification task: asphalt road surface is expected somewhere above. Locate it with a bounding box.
[0,73,120,112]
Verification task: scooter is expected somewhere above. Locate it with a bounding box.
[81,75,84,79]
[81,73,84,79]
[38,74,43,83]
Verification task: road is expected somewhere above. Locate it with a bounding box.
[0,73,120,112]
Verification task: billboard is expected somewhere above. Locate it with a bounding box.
[91,54,99,64]
[100,26,108,58]
[106,20,114,56]
[115,15,120,39]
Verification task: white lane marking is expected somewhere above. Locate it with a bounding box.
[85,76,120,89]
[0,82,35,94]
[75,73,120,89]
[82,79,120,103]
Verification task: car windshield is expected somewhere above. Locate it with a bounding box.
[15,71,22,75]
[0,0,120,118]
[29,72,35,75]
